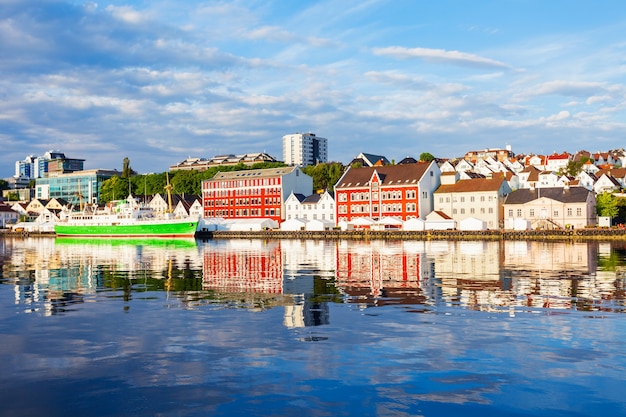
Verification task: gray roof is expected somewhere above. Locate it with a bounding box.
[210,166,296,180]
[504,187,592,205]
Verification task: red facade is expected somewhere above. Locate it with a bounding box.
[203,242,283,293]
[335,163,432,224]
[202,174,283,223]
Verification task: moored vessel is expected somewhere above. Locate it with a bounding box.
[54,196,199,238]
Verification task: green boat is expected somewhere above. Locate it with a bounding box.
[54,197,199,238]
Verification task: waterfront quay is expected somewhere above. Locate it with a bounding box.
[197,228,626,241]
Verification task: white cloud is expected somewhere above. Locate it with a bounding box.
[372,46,511,70]
[105,5,151,24]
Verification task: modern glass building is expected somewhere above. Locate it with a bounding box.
[35,169,121,205]
[14,151,85,180]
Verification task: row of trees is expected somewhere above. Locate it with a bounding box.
[98,158,349,204]
[99,161,292,203]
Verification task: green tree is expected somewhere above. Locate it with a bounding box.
[171,170,201,195]
[0,179,8,191]
[302,162,345,192]
[596,192,619,218]
[122,157,132,179]
[99,176,132,203]
[419,152,435,162]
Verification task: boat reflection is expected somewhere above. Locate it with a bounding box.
[2,237,626,320]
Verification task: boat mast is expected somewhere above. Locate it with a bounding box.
[165,172,173,213]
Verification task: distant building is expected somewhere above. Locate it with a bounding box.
[14,150,84,180]
[464,147,514,164]
[35,169,121,205]
[170,152,279,172]
[0,203,19,227]
[282,133,328,166]
[202,166,313,224]
[349,152,390,167]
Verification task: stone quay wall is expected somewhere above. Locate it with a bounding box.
[197,228,626,241]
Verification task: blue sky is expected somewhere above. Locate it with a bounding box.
[2,0,626,177]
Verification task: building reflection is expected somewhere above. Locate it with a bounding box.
[5,237,203,315]
[201,239,332,327]
[335,240,432,307]
[3,237,626,320]
[333,239,624,313]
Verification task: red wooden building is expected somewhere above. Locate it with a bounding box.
[334,161,440,224]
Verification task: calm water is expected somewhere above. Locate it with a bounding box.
[1,237,625,417]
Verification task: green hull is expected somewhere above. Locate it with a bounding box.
[55,237,198,248]
[54,220,199,238]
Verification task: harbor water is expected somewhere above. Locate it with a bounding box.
[1,237,625,416]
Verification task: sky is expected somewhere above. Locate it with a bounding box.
[1,0,626,177]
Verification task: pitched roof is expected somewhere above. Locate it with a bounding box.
[336,162,432,188]
[210,166,296,180]
[0,204,18,213]
[435,175,506,194]
[520,165,541,181]
[357,153,390,167]
[504,187,591,205]
[398,156,418,165]
[597,168,626,178]
[302,194,322,204]
[289,193,306,202]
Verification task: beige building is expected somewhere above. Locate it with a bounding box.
[434,174,511,229]
[503,186,596,229]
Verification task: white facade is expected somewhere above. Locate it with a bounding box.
[282,133,328,166]
[284,191,335,222]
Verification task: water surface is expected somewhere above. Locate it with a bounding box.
[1,237,625,416]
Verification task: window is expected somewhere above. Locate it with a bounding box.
[470,208,475,214]
[567,208,573,216]
[530,209,534,217]
[508,209,513,217]
[577,208,582,216]
[554,210,559,217]
[517,209,522,217]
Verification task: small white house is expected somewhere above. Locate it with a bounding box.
[219,218,278,231]
[403,217,425,231]
[459,217,487,231]
[284,191,335,222]
[280,218,307,231]
[305,219,335,231]
[0,204,20,227]
[424,211,456,230]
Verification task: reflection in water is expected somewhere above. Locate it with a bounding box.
[2,237,626,319]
